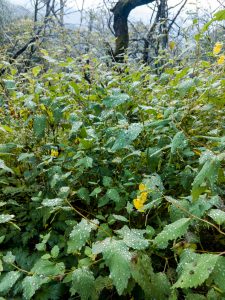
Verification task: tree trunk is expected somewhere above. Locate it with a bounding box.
[111,0,155,62]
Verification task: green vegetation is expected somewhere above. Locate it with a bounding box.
[0,7,225,300]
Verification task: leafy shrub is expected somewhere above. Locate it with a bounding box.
[0,48,224,299]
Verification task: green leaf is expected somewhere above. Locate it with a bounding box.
[0,271,21,293]
[32,66,41,77]
[3,251,15,264]
[192,158,220,200]
[41,198,64,207]
[106,188,120,203]
[154,218,191,249]
[51,245,60,258]
[3,79,15,90]
[76,156,93,169]
[115,225,149,250]
[70,267,95,300]
[90,187,102,197]
[112,214,128,222]
[102,239,131,295]
[173,253,219,288]
[18,153,35,162]
[210,256,225,292]
[22,275,49,300]
[103,176,113,187]
[177,79,195,97]
[77,187,90,204]
[208,209,225,225]
[31,259,65,277]
[131,254,171,299]
[67,219,99,253]
[111,123,142,151]
[103,93,130,108]
[69,121,83,137]
[171,131,187,154]
[33,115,47,138]
[0,159,14,173]
[0,214,15,223]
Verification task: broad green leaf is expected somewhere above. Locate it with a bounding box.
[67,219,99,253]
[112,214,128,222]
[111,123,142,151]
[22,275,49,300]
[102,239,131,295]
[92,276,113,300]
[77,187,90,204]
[0,271,21,293]
[210,256,225,292]
[70,267,95,300]
[131,254,171,300]
[192,158,220,200]
[171,131,187,154]
[90,187,102,197]
[208,209,225,225]
[41,198,64,207]
[131,254,154,298]
[0,214,15,224]
[0,159,14,173]
[32,66,41,77]
[31,259,65,276]
[3,251,15,264]
[51,245,60,258]
[69,121,83,137]
[115,225,148,250]
[177,79,195,97]
[173,253,219,288]
[103,93,130,108]
[154,218,191,249]
[3,79,15,90]
[76,156,93,169]
[103,176,113,187]
[33,115,47,138]
[106,188,120,203]
[18,153,35,162]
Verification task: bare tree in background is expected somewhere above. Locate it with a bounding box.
[109,0,188,63]
[111,0,156,61]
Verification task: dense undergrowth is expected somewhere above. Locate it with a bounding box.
[0,43,225,300]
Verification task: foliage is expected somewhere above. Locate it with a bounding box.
[0,14,225,299]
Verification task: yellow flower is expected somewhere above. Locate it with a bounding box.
[169,41,176,50]
[133,198,145,212]
[139,192,148,202]
[133,183,149,212]
[139,183,147,192]
[217,55,225,65]
[51,149,59,157]
[213,42,223,55]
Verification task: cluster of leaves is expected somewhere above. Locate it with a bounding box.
[0,41,224,300]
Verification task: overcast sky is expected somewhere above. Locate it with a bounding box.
[10,0,220,24]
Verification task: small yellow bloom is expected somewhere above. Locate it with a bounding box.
[134,183,149,212]
[133,198,145,212]
[139,183,147,192]
[217,55,225,65]
[139,192,148,202]
[51,149,59,157]
[213,42,223,55]
[169,41,176,50]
